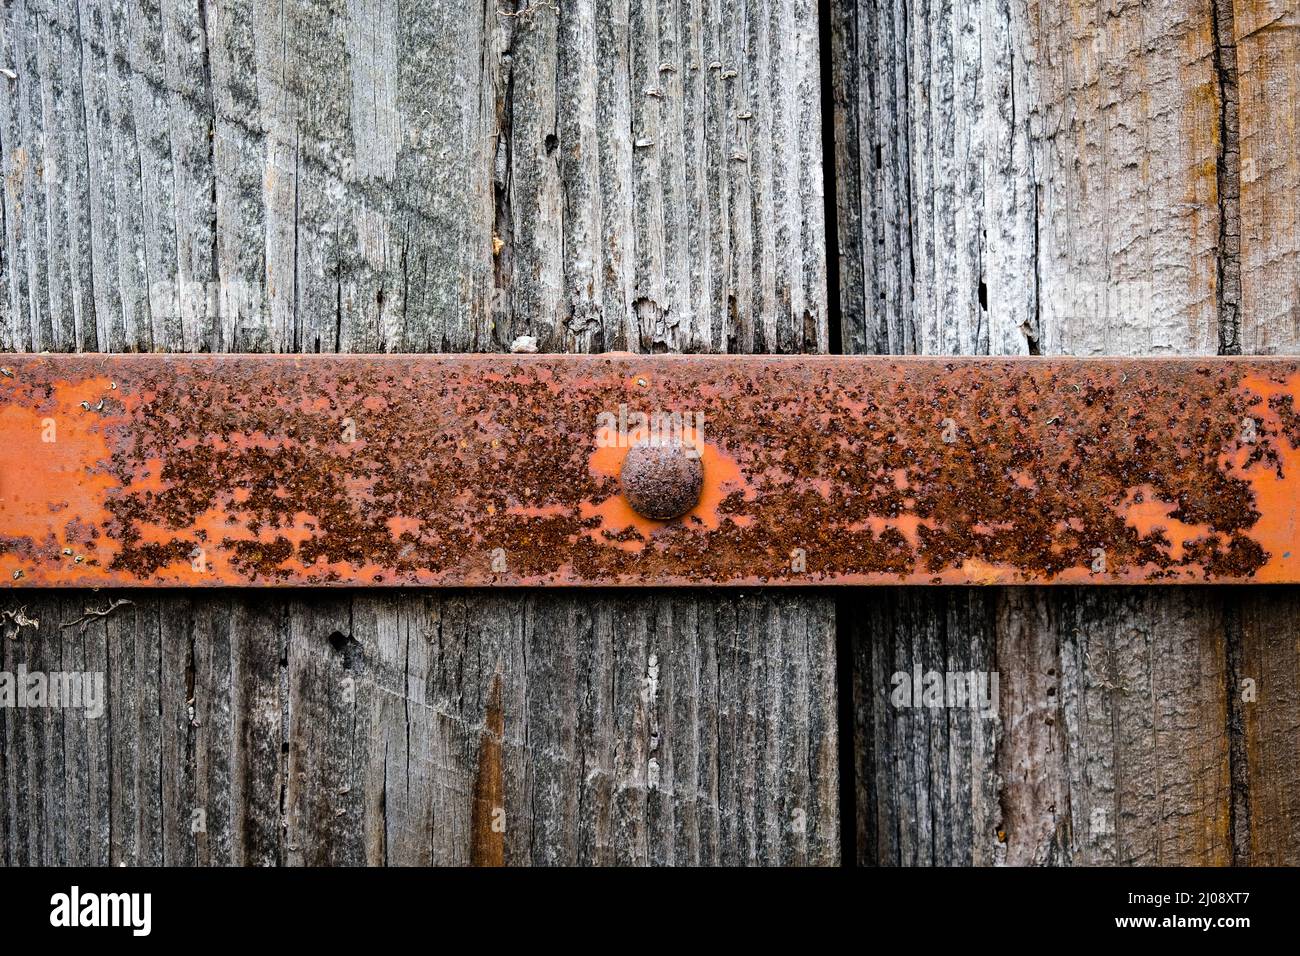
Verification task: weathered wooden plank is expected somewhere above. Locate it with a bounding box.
[1231,0,1300,864]
[1052,588,1232,864]
[850,590,1000,864]
[832,0,1037,355]
[1236,588,1300,864]
[1,595,117,864]
[1029,0,1225,356]
[2,590,837,865]
[835,0,1297,864]
[1,0,836,865]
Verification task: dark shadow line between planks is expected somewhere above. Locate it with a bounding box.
[816,0,857,867]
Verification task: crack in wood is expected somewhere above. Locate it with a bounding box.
[1212,0,1243,355]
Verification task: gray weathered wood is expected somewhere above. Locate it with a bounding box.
[2,592,837,865]
[837,0,1298,864]
[0,0,837,865]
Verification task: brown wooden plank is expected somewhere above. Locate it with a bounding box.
[1236,588,1300,864]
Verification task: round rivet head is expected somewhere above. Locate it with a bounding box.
[620,440,703,520]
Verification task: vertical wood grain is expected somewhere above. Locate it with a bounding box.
[0,0,837,865]
[1231,0,1300,865]
[836,0,1296,865]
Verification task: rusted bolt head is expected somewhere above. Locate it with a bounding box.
[620,440,703,520]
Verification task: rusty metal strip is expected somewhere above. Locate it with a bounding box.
[1,354,1298,587]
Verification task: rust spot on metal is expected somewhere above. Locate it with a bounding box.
[1,354,1299,586]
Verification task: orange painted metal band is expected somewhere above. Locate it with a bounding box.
[1,353,1298,587]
